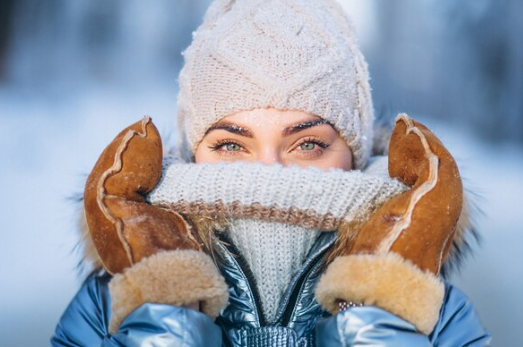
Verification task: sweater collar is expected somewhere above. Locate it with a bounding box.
[147,155,408,231]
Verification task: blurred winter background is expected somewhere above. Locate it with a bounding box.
[0,0,522,345]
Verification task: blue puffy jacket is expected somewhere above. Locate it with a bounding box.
[52,232,491,347]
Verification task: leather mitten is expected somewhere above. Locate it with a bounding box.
[84,116,228,334]
[316,114,463,334]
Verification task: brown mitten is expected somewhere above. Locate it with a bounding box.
[316,114,462,334]
[84,116,228,334]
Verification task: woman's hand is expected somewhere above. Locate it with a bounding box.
[316,114,463,334]
[83,117,227,334]
[83,116,202,275]
[346,113,463,274]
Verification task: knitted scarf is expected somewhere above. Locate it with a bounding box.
[147,156,407,321]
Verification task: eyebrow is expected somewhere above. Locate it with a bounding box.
[282,119,333,136]
[205,122,254,138]
[205,118,333,138]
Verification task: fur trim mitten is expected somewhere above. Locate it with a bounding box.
[316,114,463,334]
[83,117,229,334]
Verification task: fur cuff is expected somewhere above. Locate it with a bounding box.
[315,253,444,335]
[108,250,229,334]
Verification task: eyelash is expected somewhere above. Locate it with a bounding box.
[207,137,331,158]
[294,137,330,157]
[208,139,246,155]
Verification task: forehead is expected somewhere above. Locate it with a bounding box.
[217,108,322,128]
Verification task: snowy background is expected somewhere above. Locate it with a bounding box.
[1,1,522,346]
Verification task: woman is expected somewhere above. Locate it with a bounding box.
[52,0,491,346]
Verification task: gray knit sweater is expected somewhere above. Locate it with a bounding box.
[147,156,407,321]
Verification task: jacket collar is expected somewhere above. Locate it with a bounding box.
[215,231,336,330]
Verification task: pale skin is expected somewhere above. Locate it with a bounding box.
[184,108,353,311]
[194,108,353,170]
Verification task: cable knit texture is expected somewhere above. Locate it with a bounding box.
[225,219,321,321]
[148,156,408,230]
[177,0,374,169]
[147,156,408,321]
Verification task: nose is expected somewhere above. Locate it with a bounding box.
[256,149,284,166]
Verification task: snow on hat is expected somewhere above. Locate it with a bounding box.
[177,0,374,169]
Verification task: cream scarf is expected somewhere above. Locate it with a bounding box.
[147,156,407,321]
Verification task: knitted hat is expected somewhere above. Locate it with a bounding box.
[177,0,374,169]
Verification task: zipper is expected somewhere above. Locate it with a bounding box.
[216,231,336,327]
[216,233,267,326]
[275,232,337,326]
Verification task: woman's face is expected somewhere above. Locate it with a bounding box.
[194,108,353,170]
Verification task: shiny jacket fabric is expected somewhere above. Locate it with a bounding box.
[52,232,491,347]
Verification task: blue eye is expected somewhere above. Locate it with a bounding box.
[299,142,317,151]
[208,140,245,154]
[293,137,331,158]
[225,143,242,151]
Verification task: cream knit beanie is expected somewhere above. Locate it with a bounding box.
[177,0,374,169]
